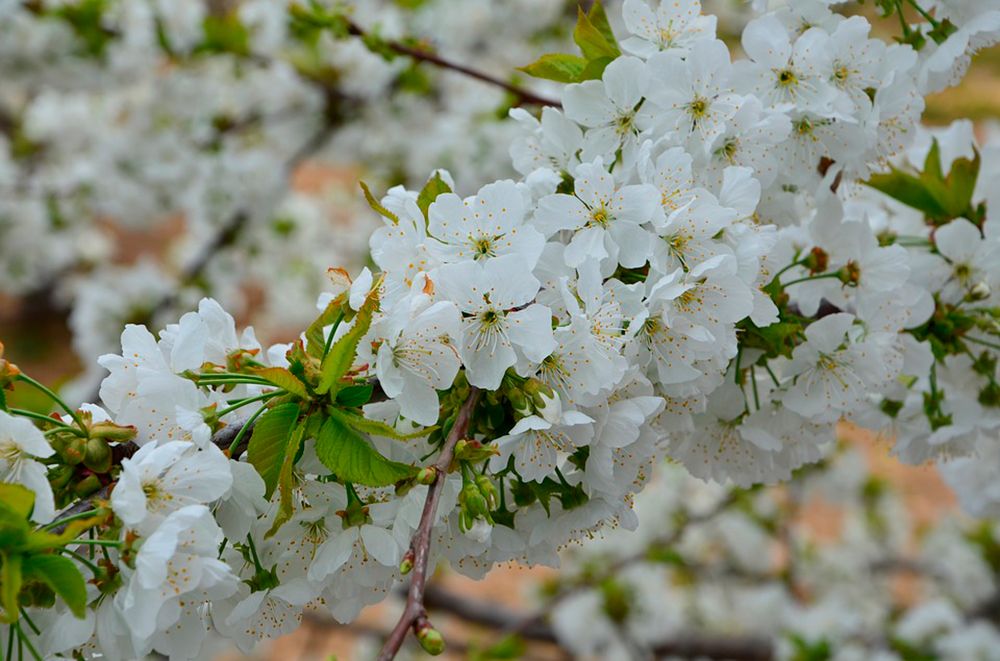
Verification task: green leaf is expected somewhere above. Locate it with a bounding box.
[416,172,452,220]
[314,416,418,487]
[579,55,614,81]
[316,286,379,396]
[22,554,87,618]
[0,484,35,522]
[0,551,22,623]
[327,407,436,440]
[247,402,301,498]
[865,169,948,221]
[335,384,374,408]
[518,53,587,83]
[586,1,616,50]
[306,294,346,359]
[573,6,620,61]
[359,181,399,224]
[250,367,310,400]
[265,420,307,538]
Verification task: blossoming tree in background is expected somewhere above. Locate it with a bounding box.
[2,0,1000,659]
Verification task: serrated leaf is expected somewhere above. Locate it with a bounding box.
[518,53,587,83]
[0,551,22,623]
[359,181,399,224]
[22,554,87,618]
[247,402,301,498]
[250,367,310,400]
[316,287,379,396]
[416,172,452,220]
[573,6,619,61]
[336,384,374,408]
[314,416,417,487]
[306,294,346,359]
[265,420,307,538]
[327,407,436,440]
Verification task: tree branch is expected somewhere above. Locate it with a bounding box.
[345,21,561,108]
[420,583,773,660]
[376,386,481,661]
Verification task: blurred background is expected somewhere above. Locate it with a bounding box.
[2,1,999,659]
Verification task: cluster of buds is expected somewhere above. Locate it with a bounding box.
[458,465,499,534]
[504,375,562,424]
[48,411,136,504]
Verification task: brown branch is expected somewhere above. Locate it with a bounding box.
[421,583,773,660]
[376,387,481,661]
[345,20,561,108]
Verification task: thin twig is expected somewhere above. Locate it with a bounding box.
[506,491,741,638]
[376,387,481,661]
[345,20,561,108]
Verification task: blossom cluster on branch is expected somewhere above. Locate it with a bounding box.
[1,0,1000,659]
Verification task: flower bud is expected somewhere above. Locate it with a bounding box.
[73,474,102,498]
[416,466,437,485]
[524,378,561,423]
[803,246,828,274]
[399,549,414,575]
[62,436,88,465]
[969,281,991,301]
[415,621,445,656]
[459,482,489,520]
[507,388,532,418]
[90,422,137,443]
[83,437,113,473]
[454,439,499,463]
[475,475,499,510]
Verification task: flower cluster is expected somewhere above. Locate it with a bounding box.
[1,0,1000,659]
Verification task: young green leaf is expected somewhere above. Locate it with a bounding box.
[306,294,346,359]
[316,287,379,396]
[359,181,400,225]
[518,53,587,83]
[314,416,418,487]
[327,407,436,440]
[586,1,617,49]
[266,420,307,538]
[416,172,452,220]
[573,6,620,61]
[22,554,87,618]
[247,402,301,498]
[249,367,310,400]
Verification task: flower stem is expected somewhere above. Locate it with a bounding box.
[14,374,86,431]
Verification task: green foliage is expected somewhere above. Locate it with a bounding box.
[0,485,93,623]
[359,181,400,225]
[416,172,453,220]
[314,416,418,487]
[198,13,251,57]
[327,407,435,440]
[336,384,374,408]
[518,0,619,83]
[288,0,350,46]
[250,367,311,400]
[22,555,87,618]
[788,634,833,661]
[518,53,588,83]
[865,139,983,226]
[52,0,114,58]
[316,284,379,395]
[247,402,302,498]
[266,420,308,537]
